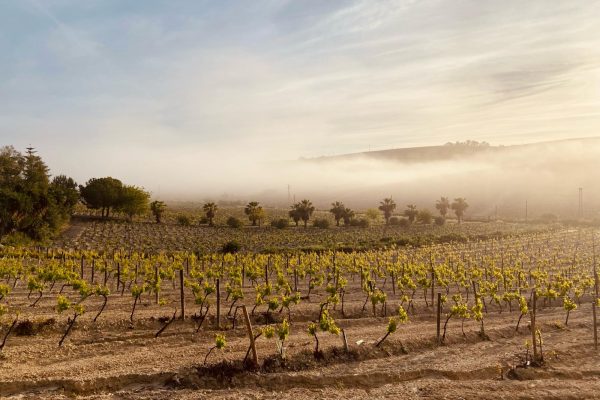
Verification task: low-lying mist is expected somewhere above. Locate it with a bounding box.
[105,137,600,220]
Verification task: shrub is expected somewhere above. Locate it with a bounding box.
[349,218,370,228]
[226,216,243,228]
[222,240,241,254]
[365,208,380,221]
[438,233,468,244]
[270,218,289,229]
[313,218,330,229]
[397,218,410,227]
[434,216,446,226]
[417,209,433,224]
[0,232,36,247]
[389,216,410,226]
[199,216,209,225]
[176,215,192,226]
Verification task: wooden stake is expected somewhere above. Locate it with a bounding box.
[216,278,221,329]
[116,262,120,291]
[593,234,599,299]
[342,328,349,352]
[265,262,269,285]
[179,269,185,320]
[104,261,108,286]
[436,292,442,345]
[241,305,258,366]
[593,301,598,351]
[531,290,538,362]
[155,265,159,304]
[430,254,435,307]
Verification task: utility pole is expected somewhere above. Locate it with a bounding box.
[287,184,291,204]
[579,187,583,219]
[525,200,528,223]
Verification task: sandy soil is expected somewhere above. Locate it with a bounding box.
[1,278,599,399]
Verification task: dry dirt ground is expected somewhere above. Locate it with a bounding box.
[1,279,599,399]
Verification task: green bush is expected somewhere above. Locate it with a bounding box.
[417,209,433,224]
[270,218,289,229]
[313,218,330,229]
[176,215,192,226]
[226,216,243,228]
[222,240,241,254]
[434,216,445,226]
[389,216,410,226]
[349,218,370,228]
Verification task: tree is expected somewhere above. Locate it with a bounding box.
[244,201,265,226]
[417,209,433,224]
[342,207,355,225]
[435,197,450,219]
[116,186,150,222]
[0,146,76,241]
[0,146,29,238]
[49,175,79,217]
[404,204,418,224]
[20,147,54,238]
[150,201,166,223]
[378,198,396,224]
[288,208,301,227]
[203,202,218,226]
[79,177,123,219]
[291,199,315,228]
[329,201,346,226]
[451,198,469,223]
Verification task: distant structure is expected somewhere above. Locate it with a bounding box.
[580,188,583,217]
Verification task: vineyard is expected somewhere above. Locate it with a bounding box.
[55,216,551,253]
[1,223,600,399]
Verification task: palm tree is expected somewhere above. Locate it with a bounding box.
[451,198,469,223]
[203,202,218,226]
[244,201,265,226]
[435,197,450,219]
[288,208,301,227]
[404,204,418,224]
[291,199,315,228]
[378,198,396,224]
[150,201,166,224]
[329,201,346,226]
[342,207,355,225]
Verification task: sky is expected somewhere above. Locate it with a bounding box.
[1,0,600,200]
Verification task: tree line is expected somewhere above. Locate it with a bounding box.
[0,146,470,242]
[154,197,468,229]
[79,177,149,221]
[0,147,151,242]
[0,147,78,241]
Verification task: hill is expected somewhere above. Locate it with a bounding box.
[306,137,600,164]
